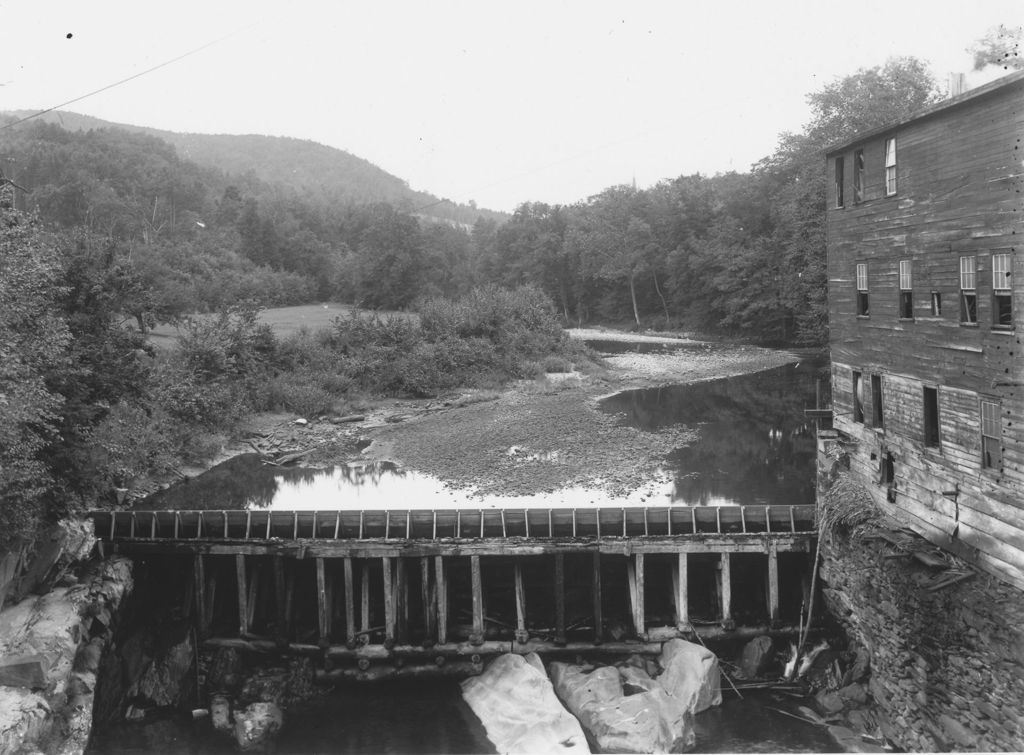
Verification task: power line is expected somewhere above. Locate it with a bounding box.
[1,21,263,132]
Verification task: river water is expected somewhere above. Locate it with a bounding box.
[98,350,839,754]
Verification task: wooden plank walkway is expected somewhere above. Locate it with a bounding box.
[89,504,816,548]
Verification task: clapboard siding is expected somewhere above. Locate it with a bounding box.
[825,74,1024,589]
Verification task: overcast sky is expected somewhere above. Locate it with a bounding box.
[1,1,1021,212]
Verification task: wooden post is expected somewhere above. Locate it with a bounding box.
[193,555,208,639]
[317,558,330,646]
[360,562,370,633]
[514,562,527,643]
[235,554,248,637]
[343,558,356,646]
[674,552,689,631]
[285,569,296,639]
[635,553,645,639]
[395,558,408,644]
[470,555,484,645]
[767,545,780,627]
[274,556,287,644]
[592,552,603,644]
[554,553,566,646]
[382,557,395,646]
[420,557,433,638]
[435,556,448,645]
[246,559,260,632]
[719,552,734,630]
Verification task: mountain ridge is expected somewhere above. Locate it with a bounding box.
[1,109,507,226]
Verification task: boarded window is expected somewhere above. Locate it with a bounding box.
[853,150,865,203]
[981,400,1002,469]
[992,252,1013,327]
[959,256,977,324]
[884,138,897,196]
[871,374,883,428]
[899,260,913,319]
[923,387,939,447]
[856,263,869,316]
[834,157,844,208]
[852,371,864,424]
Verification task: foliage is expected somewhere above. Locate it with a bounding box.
[969,24,1023,72]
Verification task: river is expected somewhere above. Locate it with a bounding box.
[92,348,839,754]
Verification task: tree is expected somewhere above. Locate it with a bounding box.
[970,24,1023,72]
[0,209,70,543]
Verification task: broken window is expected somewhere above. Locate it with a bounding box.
[981,400,1002,470]
[856,263,869,316]
[992,253,1013,328]
[930,291,941,316]
[923,387,940,447]
[852,371,864,423]
[898,260,913,319]
[871,375,884,428]
[853,150,865,203]
[834,157,844,208]
[879,450,897,503]
[884,137,897,196]
[959,256,977,324]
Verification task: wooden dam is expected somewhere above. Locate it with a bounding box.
[88,504,819,679]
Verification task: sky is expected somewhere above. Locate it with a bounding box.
[1,1,1021,213]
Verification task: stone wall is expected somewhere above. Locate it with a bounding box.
[819,529,1024,752]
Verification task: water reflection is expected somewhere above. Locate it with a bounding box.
[600,359,829,507]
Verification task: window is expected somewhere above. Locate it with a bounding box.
[834,157,844,208]
[871,374,884,428]
[884,137,897,196]
[930,292,941,316]
[852,371,864,423]
[853,150,865,202]
[992,252,1013,327]
[898,260,913,319]
[923,387,940,447]
[981,400,1002,469]
[960,256,977,324]
[856,263,869,316]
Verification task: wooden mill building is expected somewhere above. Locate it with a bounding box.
[824,70,1023,590]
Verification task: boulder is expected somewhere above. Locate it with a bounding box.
[233,701,284,752]
[550,662,693,754]
[461,653,589,754]
[132,630,193,707]
[210,694,233,733]
[658,639,722,714]
[736,635,774,679]
[0,654,49,690]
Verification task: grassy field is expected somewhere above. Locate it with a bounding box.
[150,303,414,348]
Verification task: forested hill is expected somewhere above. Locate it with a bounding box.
[0,110,506,227]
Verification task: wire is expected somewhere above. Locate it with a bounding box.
[1,21,263,132]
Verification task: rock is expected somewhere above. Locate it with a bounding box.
[210,694,233,733]
[462,653,589,754]
[550,662,693,754]
[132,629,193,707]
[0,655,49,690]
[293,418,308,425]
[838,682,867,705]
[619,665,659,696]
[207,647,245,694]
[736,635,774,679]
[817,690,846,714]
[658,639,722,714]
[938,714,978,748]
[234,702,284,752]
[240,657,315,707]
[618,653,660,679]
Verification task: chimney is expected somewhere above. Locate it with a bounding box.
[948,72,967,97]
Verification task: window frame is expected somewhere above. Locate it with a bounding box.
[884,137,897,197]
[856,262,869,317]
[923,386,940,448]
[898,259,913,319]
[981,399,1002,470]
[992,252,1013,328]
[871,374,884,429]
[834,156,844,208]
[853,149,865,203]
[959,255,977,325]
